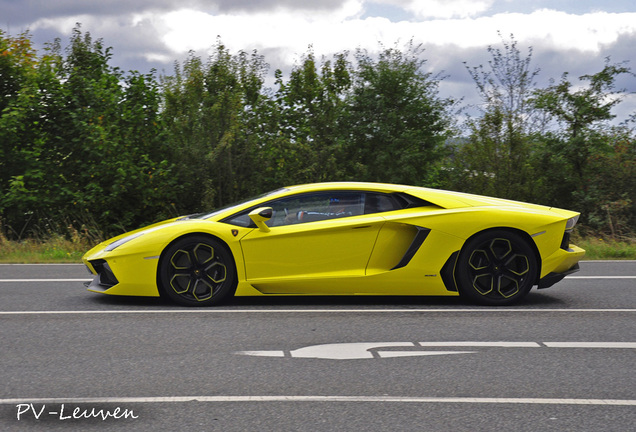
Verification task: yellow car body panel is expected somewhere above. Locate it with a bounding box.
[82,182,585,305]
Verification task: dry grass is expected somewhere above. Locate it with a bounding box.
[572,235,636,260]
[0,223,99,263]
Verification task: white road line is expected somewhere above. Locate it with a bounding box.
[580,260,636,263]
[543,342,636,348]
[0,263,85,266]
[0,308,635,315]
[0,279,92,282]
[566,276,636,279]
[1,395,634,406]
[417,341,541,347]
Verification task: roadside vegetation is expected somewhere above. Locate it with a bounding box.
[1,228,633,263]
[1,26,634,262]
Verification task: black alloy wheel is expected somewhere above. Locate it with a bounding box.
[158,235,236,306]
[456,230,538,305]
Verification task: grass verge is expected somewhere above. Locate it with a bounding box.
[0,234,634,263]
[572,236,636,260]
[0,235,92,263]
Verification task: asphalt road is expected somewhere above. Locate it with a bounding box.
[0,261,634,431]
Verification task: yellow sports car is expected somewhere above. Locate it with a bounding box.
[83,182,584,306]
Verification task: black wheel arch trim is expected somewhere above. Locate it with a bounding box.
[440,250,460,292]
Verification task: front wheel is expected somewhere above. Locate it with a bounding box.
[455,230,538,306]
[158,235,236,306]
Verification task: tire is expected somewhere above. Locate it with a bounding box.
[158,235,236,306]
[455,230,538,306]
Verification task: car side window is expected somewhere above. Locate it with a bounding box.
[223,212,253,228]
[222,191,416,228]
[269,192,365,226]
[364,193,401,214]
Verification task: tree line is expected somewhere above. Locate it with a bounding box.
[1,26,634,240]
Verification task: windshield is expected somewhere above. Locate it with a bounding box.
[191,188,290,220]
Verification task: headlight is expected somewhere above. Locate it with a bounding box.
[565,215,580,232]
[105,232,145,251]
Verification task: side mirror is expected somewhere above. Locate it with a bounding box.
[249,207,273,232]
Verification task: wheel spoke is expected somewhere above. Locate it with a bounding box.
[192,279,214,301]
[170,273,193,294]
[489,238,512,261]
[171,250,193,270]
[496,274,520,298]
[503,254,529,277]
[472,272,494,295]
[469,249,490,270]
[204,261,227,284]
[193,243,214,266]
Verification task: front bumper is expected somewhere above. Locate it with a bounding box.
[537,263,580,289]
[83,253,161,297]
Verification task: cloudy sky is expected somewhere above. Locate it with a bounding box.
[3,0,636,122]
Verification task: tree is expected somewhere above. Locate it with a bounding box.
[343,41,452,185]
[0,30,61,236]
[1,26,175,238]
[585,129,636,236]
[161,41,269,210]
[531,60,635,231]
[448,34,540,200]
[267,49,352,185]
[532,60,633,181]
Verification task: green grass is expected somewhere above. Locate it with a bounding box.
[0,236,92,263]
[1,233,634,263]
[573,236,636,260]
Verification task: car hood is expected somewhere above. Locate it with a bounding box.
[93,217,183,249]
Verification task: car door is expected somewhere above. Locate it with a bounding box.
[238,191,384,293]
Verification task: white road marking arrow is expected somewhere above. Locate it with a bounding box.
[239,342,474,359]
[237,341,636,360]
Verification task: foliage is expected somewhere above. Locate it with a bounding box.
[160,42,269,211]
[1,27,635,246]
[1,25,175,238]
[343,42,453,184]
[267,49,352,185]
[446,35,635,236]
[446,34,540,200]
[530,61,635,233]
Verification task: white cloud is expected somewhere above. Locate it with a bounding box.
[31,15,95,34]
[157,7,636,61]
[159,2,371,62]
[23,2,636,105]
[400,0,495,19]
[7,1,634,125]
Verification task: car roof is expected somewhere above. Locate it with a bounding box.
[284,181,409,194]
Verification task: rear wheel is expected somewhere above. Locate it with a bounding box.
[158,236,236,306]
[456,230,537,305]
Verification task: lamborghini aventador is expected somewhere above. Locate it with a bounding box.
[82,182,585,306]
